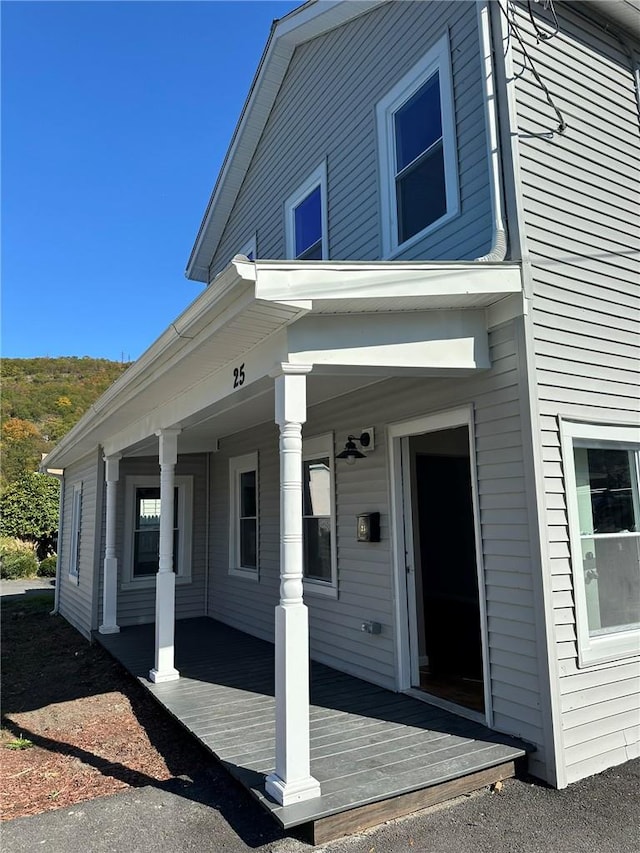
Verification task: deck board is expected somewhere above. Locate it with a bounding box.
[96,617,527,829]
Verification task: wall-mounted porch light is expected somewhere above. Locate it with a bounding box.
[336,430,373,465]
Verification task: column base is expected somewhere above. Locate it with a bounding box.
[98,624,120,635]
[148,667,180,683]
[265,772,321,806]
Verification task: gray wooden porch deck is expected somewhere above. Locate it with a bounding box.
[96,618,527,834]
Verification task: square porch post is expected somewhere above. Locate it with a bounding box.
[265,364,321,807]
[149,428,181,683]
[99,453,121,634]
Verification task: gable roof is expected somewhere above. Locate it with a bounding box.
[185,0,640,283]
[185,0,389,282]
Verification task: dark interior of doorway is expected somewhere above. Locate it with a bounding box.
[411,428,484,714]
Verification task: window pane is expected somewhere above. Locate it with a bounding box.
[303,458,331,516]
[574,447,636,534]
[294,186,322,258]
[133,486,179,577]
[303,517,332,581]
[581,535,640,635]
[240,518,257,569]
[394,72,442,171]
[397,143,446,243]
[134,530,159,576]
[240,470,256,518]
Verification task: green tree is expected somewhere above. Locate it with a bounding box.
[1,418,46,485]
[0,473,59,559]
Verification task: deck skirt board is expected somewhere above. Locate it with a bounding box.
[96,617,527,831]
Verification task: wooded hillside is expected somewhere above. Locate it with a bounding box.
[1,357,131,485]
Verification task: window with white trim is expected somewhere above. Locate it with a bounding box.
[302,434,337,595]
[229,453,259,577]
[561,421,640,666]
[123,476,193,587]
[377,32,458,257]
[285,163,328,260]
[69,482,82,581]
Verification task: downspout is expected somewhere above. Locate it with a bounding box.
[204,451,211,617]
[475,0,508,262]
[50,471,64,615]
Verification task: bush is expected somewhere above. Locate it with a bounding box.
[0,472,59,559]
[37,555,57,578]
[0,537,38,579]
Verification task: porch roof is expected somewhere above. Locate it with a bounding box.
[42,257,522,470]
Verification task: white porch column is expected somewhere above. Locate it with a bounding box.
[99,453,121,634]
[265,364,321,807]
[149,428,181,683]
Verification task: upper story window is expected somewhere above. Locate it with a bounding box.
[561,421,640,667]
[285,163,328,260]
[123,475,193,588]
[229,453,259,579]
[302,433,337,597]
[239,235,257,261]
[377,32,458,257]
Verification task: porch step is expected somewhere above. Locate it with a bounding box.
[303,759,521,844]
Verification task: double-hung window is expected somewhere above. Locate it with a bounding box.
[377,33,458,256]
[123,476,193,587]
[302,434,337,595]
[68,482,82,582]
[229,453,259,578]
[285,163,328,260]
[561,421,640,666]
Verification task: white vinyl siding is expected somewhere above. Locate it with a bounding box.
[511,0,640,783]
[57,450,101,639]
[209,0,492,277]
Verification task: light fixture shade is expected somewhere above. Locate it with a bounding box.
[336,436,367,463]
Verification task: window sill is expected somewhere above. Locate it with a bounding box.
[68,573,79,586]
[229,567,259,582]
[578,631,640,668]
[303,579,338,600]
[121,574,192,591]
[383,208,458,260]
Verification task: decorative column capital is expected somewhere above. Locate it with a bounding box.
[273,366,311,428]
[156,428,182,467]
[102,453,121,482]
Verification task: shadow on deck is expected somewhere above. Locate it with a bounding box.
[96,617,528,842]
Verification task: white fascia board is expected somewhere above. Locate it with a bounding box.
[253,259,522,304]
[185,0,388,281]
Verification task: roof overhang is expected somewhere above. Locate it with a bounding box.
[42,258,522,470]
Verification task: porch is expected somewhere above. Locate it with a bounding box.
[96,617,528,843]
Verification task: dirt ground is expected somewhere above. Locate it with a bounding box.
[1,593,215,821]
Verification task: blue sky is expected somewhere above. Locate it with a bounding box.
[1,0,300,361]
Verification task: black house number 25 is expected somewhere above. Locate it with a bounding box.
[233,363,246,389]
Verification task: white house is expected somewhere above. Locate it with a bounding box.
[43,0,639,823]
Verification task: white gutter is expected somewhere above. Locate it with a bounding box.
[475,0,507,262]
[47,470,64,615]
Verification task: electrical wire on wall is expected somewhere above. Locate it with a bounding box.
[527,0,559,42]
[499,0,567,134]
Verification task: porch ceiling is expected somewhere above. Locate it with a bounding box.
[43,257,522,469]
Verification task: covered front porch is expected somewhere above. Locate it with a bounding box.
[96,617,528,843]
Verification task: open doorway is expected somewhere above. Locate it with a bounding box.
[406,425,485,714]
